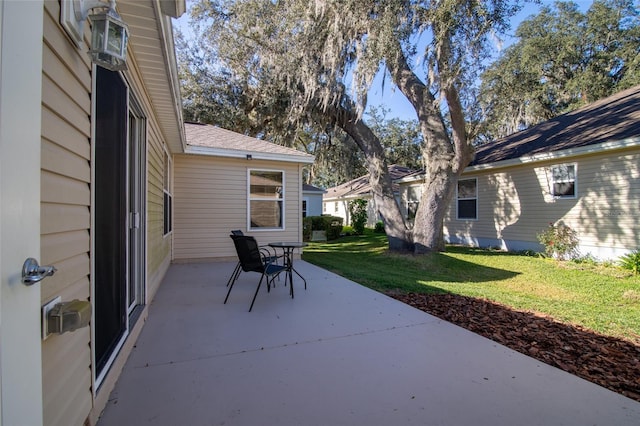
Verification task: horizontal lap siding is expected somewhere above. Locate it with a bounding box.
[444,148,640,254]
[41,2,175,424]
[119,54,174,299]
[560,151,639,250]
[146,118,171,297]
[41,2,92,426]
[174,155,303,261]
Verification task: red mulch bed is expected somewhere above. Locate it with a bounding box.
[388,292,640,402]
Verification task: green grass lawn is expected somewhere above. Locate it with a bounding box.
[302,231,640,343]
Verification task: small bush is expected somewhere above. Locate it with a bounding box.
[342,226,354,236]
[348,199,368,235]
[302,217,313,241]
[327,217,344,240]
[374,220,385,233]
[303,215,343,241]
[619,250,640,275]
[536,222,579,260]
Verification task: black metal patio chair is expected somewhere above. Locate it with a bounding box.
[224,234,287,312]
[225,230,283,289]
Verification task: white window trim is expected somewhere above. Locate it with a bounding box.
[247,168,286,231]
[456,177,478,221]
[550,163,577,199]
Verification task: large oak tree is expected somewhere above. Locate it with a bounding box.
[180,0,523,253]
[478,0,640,140]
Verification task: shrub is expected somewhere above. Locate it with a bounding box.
[302,216,313,241]
[303,215,343,241]
[374,220,385,233]
[619,250,640,275]
[536,222,579,260]
[326,216,344,240]
[342,226,354,236]
[348,199,368,235]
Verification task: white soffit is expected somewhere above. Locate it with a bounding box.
[117,0,186,153]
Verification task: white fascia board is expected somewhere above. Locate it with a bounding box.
[158,12,187,152]
[394,175,426,184]
[323,191,373,202]
[185,145,315,164]
[465,137,640,173]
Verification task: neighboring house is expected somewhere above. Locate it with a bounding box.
[302,184,326,218]
[0,1,187,425]
[323,165,416,227]
[173,123,314,262]
[397,85,640,260]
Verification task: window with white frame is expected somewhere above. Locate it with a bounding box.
[457,178,477,220]
[302,198,308,218]
[551,163,576,198]
[163,151,172,235]
[249,169,284,229]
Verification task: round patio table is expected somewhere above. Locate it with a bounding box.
[268,242,308,298]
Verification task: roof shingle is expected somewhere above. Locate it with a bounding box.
[185,122,314,162]
[473,85,640,166]
[325,165,417,199]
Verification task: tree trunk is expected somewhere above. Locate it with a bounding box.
[386,42,474,253]
[326,105,414,252]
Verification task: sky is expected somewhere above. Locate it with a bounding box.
[175,1,595,122]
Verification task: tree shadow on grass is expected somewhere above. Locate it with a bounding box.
[384,249,522,284]
[389,292,640,403]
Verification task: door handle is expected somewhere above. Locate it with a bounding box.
[22,258,57,286]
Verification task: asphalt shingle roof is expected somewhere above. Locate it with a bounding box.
[185,122,314,161]
[473,85,640,166]
[325,165,417,199]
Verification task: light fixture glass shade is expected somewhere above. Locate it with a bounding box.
[88,8,129,71]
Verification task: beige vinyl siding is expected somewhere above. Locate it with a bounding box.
[119,55,173,296]
[173,155,304,261]
[40,1,176,424]
[444,147,640,257]
[41,2,92,426]
[147,125,172,295]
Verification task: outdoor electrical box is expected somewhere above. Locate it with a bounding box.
[46,300,92,336]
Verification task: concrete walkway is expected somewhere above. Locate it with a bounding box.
[98,261,640,425]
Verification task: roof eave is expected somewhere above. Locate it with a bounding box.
[393,137,640,184]
[467,137,640,173]
[119,1,187,154]
[159,0,186,17]
[184,145,315,164]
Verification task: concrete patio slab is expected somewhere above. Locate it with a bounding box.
[97,261,640,425]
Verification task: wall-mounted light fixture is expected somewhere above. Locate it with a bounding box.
[61,0,129,71]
